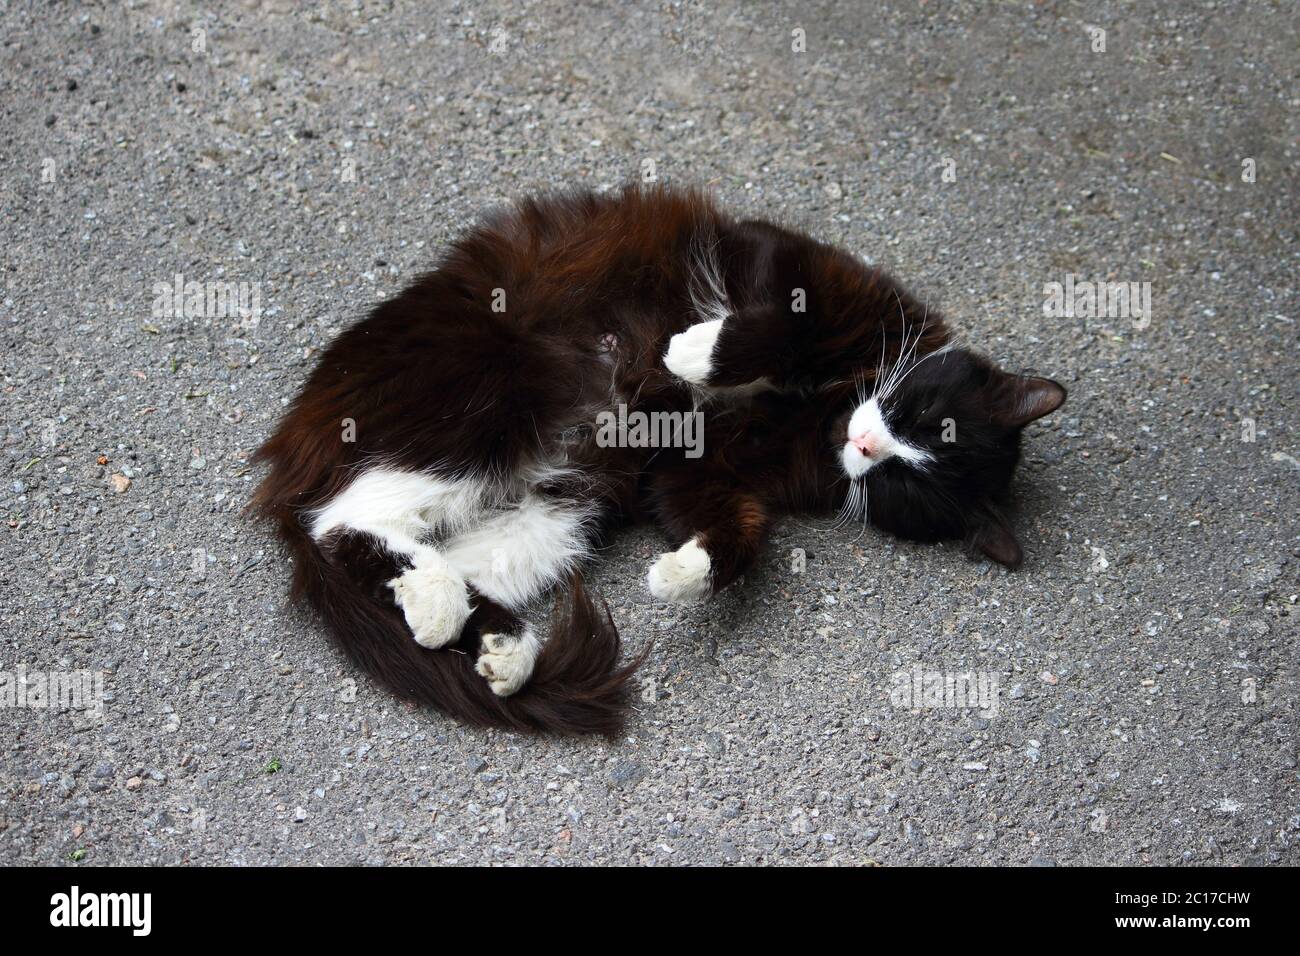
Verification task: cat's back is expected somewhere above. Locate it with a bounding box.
[439,184,723,314]
[254,187,716,512]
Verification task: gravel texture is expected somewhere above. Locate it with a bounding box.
[1,1,1296,866]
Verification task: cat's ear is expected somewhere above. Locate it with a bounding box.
[967,513,1023,569]
[994,375,1066,428]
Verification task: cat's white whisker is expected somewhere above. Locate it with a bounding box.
[832,479,861,531]
[883,311,927,401]
[879,291,911,398]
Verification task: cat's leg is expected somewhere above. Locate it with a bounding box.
[665,294,944,393]
[463,590,540,697]
[442,492,595,694]
[442,491,595,608]
[309,468,485,649]
[647,490,771,603]
[663,304,790,391]
[386,548,472,649]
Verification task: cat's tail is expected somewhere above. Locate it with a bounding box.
[284,521,643,736]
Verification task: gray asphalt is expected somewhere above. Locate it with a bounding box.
[2,1,1296,866]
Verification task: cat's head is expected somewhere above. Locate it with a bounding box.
[835,346,1066,567]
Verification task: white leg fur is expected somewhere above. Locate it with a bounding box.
[308,468,491,555]
[388,550,472,649]
[647,537,712,603]
[475,628,541,697]
[663,319,724,385]
[443,492,593,609]
[308,470,489,647]
[308,470,594,669]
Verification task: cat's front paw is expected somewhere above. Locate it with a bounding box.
[647,538,713,603]
[388,554,471,649]
[475,629,540,696]
[663,319,724,385]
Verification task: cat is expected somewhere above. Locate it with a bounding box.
[251,185,1066,735]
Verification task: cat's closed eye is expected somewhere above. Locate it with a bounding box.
[906,404,944,431]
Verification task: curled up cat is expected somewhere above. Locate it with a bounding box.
[251,185,1066,736]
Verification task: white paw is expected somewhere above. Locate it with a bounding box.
[647,537,713,603]
[388,555,471,649]
[664,319,724,385]
[475,629,540,697]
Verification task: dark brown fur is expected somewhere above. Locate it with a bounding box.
[251,185,1062,735]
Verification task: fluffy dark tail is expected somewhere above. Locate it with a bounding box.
[278,518,643,736]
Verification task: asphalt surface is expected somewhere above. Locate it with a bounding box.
[1,1,1296,866]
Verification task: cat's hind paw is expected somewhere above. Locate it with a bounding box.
[388,554,472,649]
[475,629,540,696]
[647,538,713,603]
[663,319,724,385]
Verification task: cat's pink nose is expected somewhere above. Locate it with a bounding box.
[850,433,878,457]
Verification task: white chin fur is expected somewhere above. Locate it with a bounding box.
[842,397,932,479]
[647,538,712,603]
[842,442,873,479]
[663,319,723,385]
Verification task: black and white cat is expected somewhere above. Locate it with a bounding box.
[252,186,1066,734]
